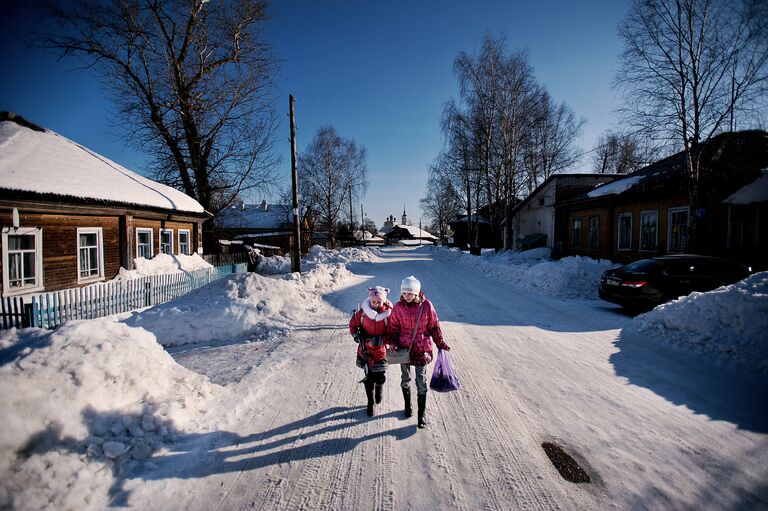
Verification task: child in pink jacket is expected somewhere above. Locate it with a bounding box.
[388,275,450,429]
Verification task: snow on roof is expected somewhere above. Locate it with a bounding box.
[215,202,293,229]
[587,175,643,198]
[723,169,768,204]
[0,118,205,214]
[389,224,438,239]
[399,239,434,246]
[354,230,384,242]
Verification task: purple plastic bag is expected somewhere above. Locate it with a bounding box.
[430,349,460,392]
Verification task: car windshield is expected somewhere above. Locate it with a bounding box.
[622,259,661,272]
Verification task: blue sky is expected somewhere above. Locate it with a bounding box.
[1,1,629,229]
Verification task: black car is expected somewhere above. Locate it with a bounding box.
[599,254,752,312]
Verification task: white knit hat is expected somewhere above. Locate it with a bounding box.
[400,275,421,295]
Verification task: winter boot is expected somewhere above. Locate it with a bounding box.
[402,387,412,418]
[374,384,383,404]
[417,393,427,429]
[365,381,375,417]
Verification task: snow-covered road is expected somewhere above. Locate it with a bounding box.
[124,247,768,510]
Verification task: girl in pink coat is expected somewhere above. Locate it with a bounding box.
[349,286,392,416]
[388,275,450,429]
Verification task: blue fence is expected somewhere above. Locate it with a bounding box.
[3,263,248,330]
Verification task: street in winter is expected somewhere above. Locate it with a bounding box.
[2,0,768,509]
[2,246,766,509]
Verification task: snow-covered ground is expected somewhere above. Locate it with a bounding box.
[1,246,766,510]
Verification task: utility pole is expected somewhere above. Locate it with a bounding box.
[289,95,302,273]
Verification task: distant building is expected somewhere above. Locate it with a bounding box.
[384,224,438,246]
[381,214,397,234]
[354,230,385,246]
[213,200,312,255]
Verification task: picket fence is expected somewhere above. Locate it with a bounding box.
[1,263,247,330]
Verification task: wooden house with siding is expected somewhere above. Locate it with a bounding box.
[556,131,768,270]
[0,112,210,298]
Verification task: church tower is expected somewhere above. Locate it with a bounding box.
[401,205,407,225]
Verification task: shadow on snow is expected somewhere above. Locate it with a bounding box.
[16,405,415,507]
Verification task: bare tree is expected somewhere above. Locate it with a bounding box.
[298,126,368,248]
[421,155,463,244]
[37,0,281,249]
[591,130,655,174]
[523,91,584,192]
[616,0,768,248]
[439,35,583,251]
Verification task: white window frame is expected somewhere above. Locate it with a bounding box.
[160,229,174,255]
[2,227,44,297]
[667,207,689,253]
[178,229,191,255]
[136,228,154,259]
[77,227,105,284]
[639,210,659,252]
[617,213,633,251]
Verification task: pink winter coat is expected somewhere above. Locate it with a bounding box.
[388,292,446,366]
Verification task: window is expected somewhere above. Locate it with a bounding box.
[77,228,104,282]
[572,218,582,248]
[617,213,632,251]
[178,230,190,255]
[136,228,153,259]
[728,205,758,252]
[160,229,173,254]
[2,227,43,296]
[640,211,658,251]
[668,207,689,253]
[588,216,600,249]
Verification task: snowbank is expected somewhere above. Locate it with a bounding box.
[0,321,226,510]
[627,271,768,373]
[304,245,381,265]
[115,253,213,279]
[252,245,381,276]
[434,246,618,300]
[123,264,354,346]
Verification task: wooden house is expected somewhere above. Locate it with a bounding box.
[507,173,617,256]
[556,131,768,269]
[213,200,313,255]
[0,113,209,297]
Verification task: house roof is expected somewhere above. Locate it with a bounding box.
[451,214,490,225]
[354,230,384,242]
[215,202,293,229]
[386,224,438,239]
[0,113,205,214]
[579,130,768,202]
[724,168,768,204]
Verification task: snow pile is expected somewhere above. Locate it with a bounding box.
[253,245,382,275]
[0,320,225,510]
[434,247,617,299]
[115,253,213,279]
[255,253,291,275]
[628,271,768,373]
[123,264,354,346]
[304,245,380,264]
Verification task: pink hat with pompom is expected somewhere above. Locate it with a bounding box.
[368,286,389,301]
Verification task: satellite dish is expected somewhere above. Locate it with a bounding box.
[12,208,19,229]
